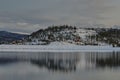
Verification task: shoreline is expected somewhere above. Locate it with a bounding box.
[0,45,120,52]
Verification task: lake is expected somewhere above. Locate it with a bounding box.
[0,51,120,80]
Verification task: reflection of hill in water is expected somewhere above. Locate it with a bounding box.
[31,59,77,72]
[30,53,79,72]
[95,52,120,67]
[0,52,120,72]
[0,52,79,72]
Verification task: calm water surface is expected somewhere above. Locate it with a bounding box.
[0,52,120,80]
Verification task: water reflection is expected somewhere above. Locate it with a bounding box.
[93,52,120,68]
[0,58,19,64]
[0,52,120,72]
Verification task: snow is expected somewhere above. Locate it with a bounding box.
[27,28,98,45]
[75,28,97,40]
[11,31,30,35]
[0,42,120,52]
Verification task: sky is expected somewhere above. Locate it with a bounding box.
[0,0,120,33]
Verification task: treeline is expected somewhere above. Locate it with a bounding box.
[31,25,77,37]
[26,25,79,44]
[96,28,120,47]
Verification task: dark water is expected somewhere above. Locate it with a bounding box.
[0,52,120,80]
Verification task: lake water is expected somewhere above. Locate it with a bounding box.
[0,52,120,80]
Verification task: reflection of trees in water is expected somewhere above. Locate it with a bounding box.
[30,53,79,72]
[31,58,77,72]
[0,52,120,71]
[89,52,120,68]
[0,52,79,72]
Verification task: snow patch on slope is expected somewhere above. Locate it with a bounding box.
[75,29,97,40]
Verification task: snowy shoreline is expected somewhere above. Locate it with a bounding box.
[0,44,120,52]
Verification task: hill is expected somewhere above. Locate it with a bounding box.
[0,31,28,44]
[24,25,96,45]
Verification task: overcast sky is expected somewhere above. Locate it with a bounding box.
[0,0,120,33]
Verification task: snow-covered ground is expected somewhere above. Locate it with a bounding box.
[75,28,97,39]
[26,28,98,45]
[0,42,120,52]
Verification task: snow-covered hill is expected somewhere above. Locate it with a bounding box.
[2,25,118,47]
[24,25,97,45]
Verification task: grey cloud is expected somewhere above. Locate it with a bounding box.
[0,0,120,33]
